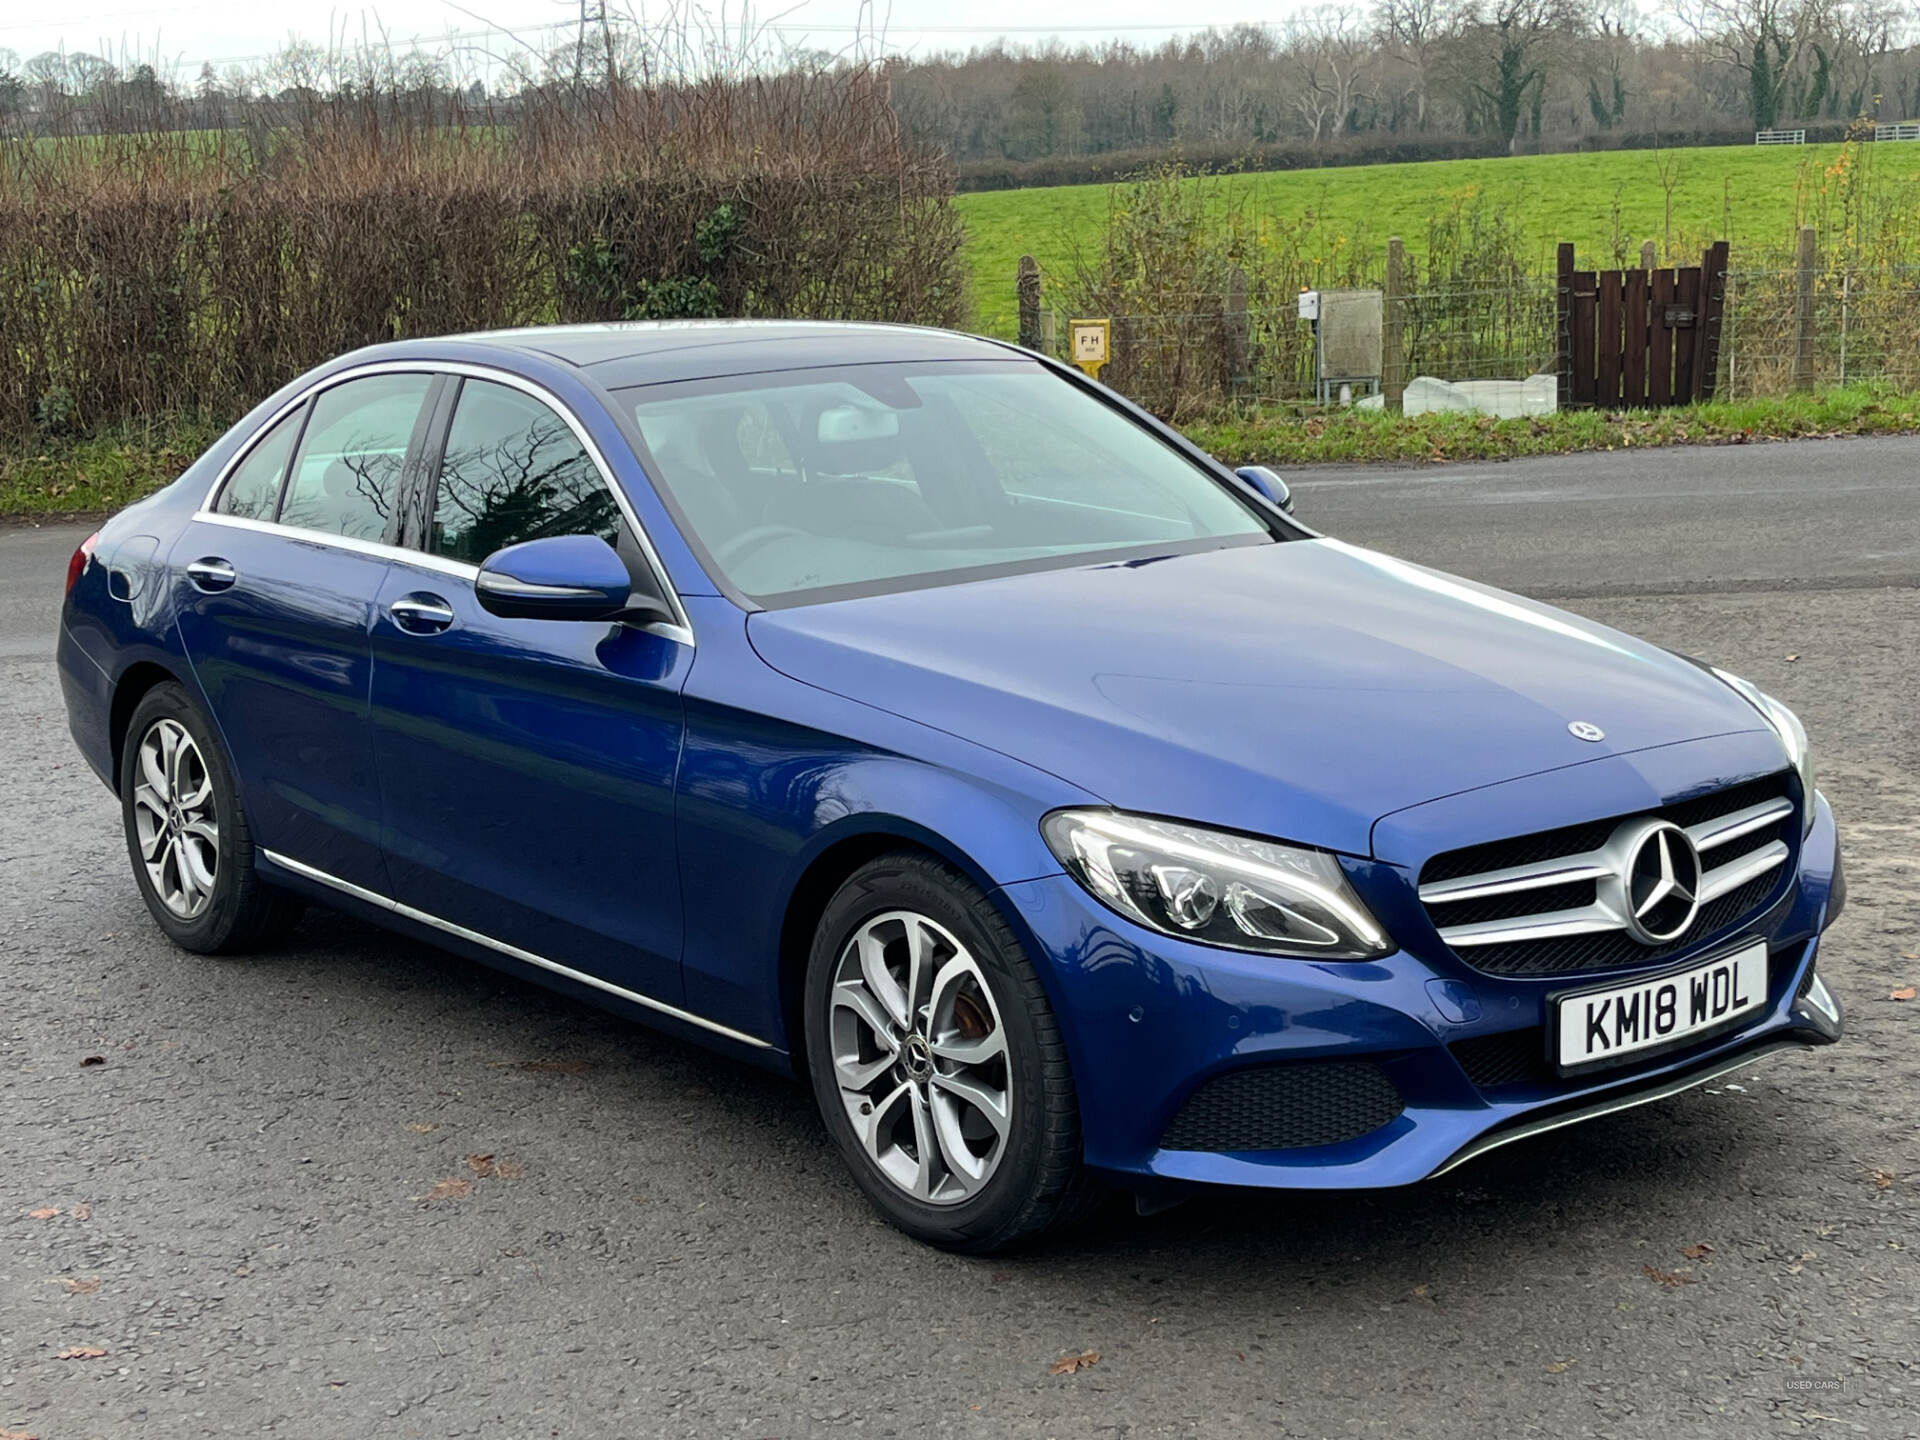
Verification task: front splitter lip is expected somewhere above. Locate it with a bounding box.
[1103,994,1843,1194]
[1430,1031,1811,1180]
[1435,958,1845,1179]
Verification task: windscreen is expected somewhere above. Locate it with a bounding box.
[621,360,1274,604]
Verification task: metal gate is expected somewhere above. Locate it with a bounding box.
[1557,241,1729,409]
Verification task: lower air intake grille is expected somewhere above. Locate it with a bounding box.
[1450,1030,1551,1090]
[1160,1061,1403,1152]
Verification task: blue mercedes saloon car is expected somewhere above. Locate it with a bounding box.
[58,321,1844,1251]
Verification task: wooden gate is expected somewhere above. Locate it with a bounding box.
[1557,241,1729,409]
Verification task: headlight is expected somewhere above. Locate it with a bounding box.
[1041,810,1392,960]
[1713,667,1817,833]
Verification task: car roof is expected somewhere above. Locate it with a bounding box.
[436,320,1018,388]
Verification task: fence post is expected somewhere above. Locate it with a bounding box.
[1384,236,1406,414]
[1794,226,1817,391]
[1556,242,1576,411]
[1640,240,1656,272]
[1225,264,1250,400]
[1017,254,1042,352]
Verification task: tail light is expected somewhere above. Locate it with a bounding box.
[65,532,100,596]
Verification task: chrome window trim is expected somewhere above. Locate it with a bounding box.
[261,849,772,1052]
[195,357,694,643]
[194,511,481,578]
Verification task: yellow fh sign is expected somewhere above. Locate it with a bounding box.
[1069,319,1110,379]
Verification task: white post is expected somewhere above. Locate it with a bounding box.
[1839,266,1850,388]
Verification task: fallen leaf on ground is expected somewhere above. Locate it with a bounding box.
[55,1346,107,1360]
[404,1122,438,1134]
[1891,986,1917,1001]
[1544,1361,1570,1373]
[70,1204,91,1221]
[26,1208,60,1220]
[422,1177,473,1201]
[466,1153,496,1176]
[1643,1265,1694,1287]
[1049,1349,1100,1376]
[79,1056,105,1067]
[492,1161,525,1180]
[1873,1170,1896,1190]
[1902,952,1919,961]
[56,1278,101,1294]
[1680,1243,1714,1260]
[1,1428,43,1440]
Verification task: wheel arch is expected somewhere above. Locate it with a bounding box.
[109,660,188,786]
[774,817,1044,1078]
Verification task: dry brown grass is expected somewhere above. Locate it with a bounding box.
[0,72,967,442]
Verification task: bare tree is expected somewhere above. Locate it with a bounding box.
[1377,0,1458,131]
[1676,0,1835,131]
[1284,6,1378,142]
[1584,0,1641,129]
[1445,0,1579,152]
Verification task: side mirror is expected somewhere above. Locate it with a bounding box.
[1234,465,1294,513]
[475,534,666,624]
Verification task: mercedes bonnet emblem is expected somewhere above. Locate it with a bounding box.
[1568,720,1605,742]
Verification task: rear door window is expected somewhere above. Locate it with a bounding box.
[279,374,434,542]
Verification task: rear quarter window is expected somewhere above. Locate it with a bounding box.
[214,406,305,520]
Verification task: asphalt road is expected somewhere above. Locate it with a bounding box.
[3,436,1918,1439]
[1286,433,1920,599]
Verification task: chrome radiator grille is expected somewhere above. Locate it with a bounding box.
[1417,773,1796,978]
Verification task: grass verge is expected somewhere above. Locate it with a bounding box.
[0,422,222,522]
[3,390,1915,521]
[1182,388,1920,467]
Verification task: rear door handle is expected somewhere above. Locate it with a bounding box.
[389,593,456,635]
[186,558,237,593]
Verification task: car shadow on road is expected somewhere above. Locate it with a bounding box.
[247,902,1829,1294]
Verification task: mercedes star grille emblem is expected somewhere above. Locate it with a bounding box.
[1568,720,1606,742]
[1621,821,1703,944]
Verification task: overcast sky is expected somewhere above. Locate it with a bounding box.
[1,2,1290,76]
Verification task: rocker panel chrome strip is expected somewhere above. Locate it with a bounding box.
[260,849,772,1051]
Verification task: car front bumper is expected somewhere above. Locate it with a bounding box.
[997,790,1845,1192]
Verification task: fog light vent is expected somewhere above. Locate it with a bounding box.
[1160,1061,1402,1152]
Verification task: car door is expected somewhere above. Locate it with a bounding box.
[174,370,439,895]
[367,373,693,1004]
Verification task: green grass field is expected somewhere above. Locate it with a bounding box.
[955,142,1912,337]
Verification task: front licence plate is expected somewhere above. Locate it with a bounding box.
[1553,941,1768,1074]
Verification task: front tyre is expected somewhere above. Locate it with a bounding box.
[803,852,1098,1252]
[119,682,301,954]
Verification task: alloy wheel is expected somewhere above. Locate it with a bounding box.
[828,910,1012,1205]
[131,717,219,920]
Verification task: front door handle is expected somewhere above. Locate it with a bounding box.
[186,558,237,593]
[389,593,456,635]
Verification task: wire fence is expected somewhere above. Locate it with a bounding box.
[1721,264,1920,398]
[1037,283,1558,415]
[1033,265,1920,417]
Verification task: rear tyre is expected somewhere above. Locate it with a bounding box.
[803,851,1099,1253]
[119,682,302,954]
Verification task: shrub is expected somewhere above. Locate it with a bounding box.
[0,74,968,444]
